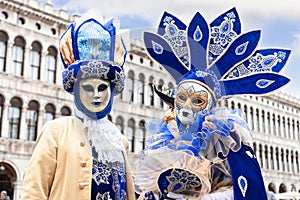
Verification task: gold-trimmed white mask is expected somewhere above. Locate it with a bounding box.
[79,78,111,113]
[175,81,213,126]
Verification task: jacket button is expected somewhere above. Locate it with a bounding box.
[79,183,85,190]
[80,161,86,167]
[80,142,85,147]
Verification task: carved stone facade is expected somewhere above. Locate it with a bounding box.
[0,0,299,199]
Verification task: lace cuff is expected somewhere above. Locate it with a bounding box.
[196,108,253,160]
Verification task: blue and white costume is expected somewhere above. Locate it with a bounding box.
[135,7,291,200]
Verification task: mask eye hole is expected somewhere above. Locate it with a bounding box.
[98,84,108,92]
[82,84,94,92]
[192,97,205,106]
[177,93,187,102]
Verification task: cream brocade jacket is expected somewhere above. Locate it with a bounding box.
[20,116,136,200]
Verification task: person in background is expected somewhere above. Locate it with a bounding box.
[0,191,10,200]
[20,15,135,200]
[135,7,291,200]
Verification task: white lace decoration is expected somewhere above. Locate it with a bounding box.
[75,107,125,163]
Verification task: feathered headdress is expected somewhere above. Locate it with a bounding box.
[144,7,290,105]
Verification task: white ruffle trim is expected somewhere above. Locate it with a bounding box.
[75,107,125,163]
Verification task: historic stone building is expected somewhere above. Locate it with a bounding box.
[0,0,299,199]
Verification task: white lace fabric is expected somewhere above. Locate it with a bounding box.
[75,107,125,163]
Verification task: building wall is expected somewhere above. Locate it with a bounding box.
[0,0,299,199]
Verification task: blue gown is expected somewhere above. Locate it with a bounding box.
[91,148,127,200]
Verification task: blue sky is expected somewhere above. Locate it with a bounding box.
[39,0,300,97]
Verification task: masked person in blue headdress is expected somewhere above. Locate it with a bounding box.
[20,16,136,200]
[134,7,291,200]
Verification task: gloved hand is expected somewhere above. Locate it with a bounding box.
[167,192,199,200]
[201,189,233,200]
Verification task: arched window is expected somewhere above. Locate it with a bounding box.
[0,31,8,72]
[148,76,154,106]
[231,101,235,109]
[268,183,276,193]
[136,120,145,153]
[256,109,260,132]
[0,94,4,136]
[43,103,55,124]
[262,110,265,133]
[282,117,286,137]
[292,119,295,140]
[277,115,281,137]
[12,36,25,76]
[26,100,39,141]
[46,46,57,83]
[297,121,300,141]
[137,73,145,104]
[158,79,164,108]
[276,147,279,170]
[267,112,270,134]
[259,144,263,168]
[116,116,124,134]
[270,146,274,170]
[127,119,135,152]
[281,149,285,171]
[253,142,257,155]
[287,118,290,139]
[243,105,248,122]
[8,97,23,139]
[272,114,276,136]
[286,150,290,172]
[30,41,42,80]
[126,71,134,102]
[265,145,269,169]
[279,183,287,193]
[60,106,71,116]
[291,151,295,173]
[296,152,299,173]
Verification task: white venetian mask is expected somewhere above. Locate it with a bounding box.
[79,78,111,113]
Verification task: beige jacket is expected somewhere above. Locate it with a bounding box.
[20,116,136,200]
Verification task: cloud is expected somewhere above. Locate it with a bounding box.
[292,30,300,57]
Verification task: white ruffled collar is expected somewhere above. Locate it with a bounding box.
[75,107,125,163]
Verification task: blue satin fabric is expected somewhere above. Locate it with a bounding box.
[227,144,268,200]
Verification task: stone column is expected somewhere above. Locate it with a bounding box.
[5,42,13,74]
[274,147,278,171]
[144,82,149,106]
[253,108,258,132]
[278,149,283,171]
[262,144,267,169]
[23,47,31,78]
[37,108,45,134]
[40,52,47,82]
[280,117,284,138]
[19,106,28,140]
[1,103,10,138]
[13,181,22,200]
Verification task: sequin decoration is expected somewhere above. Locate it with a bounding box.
[238,175,248,197]
[152,41,163,54]
[193,26,203,42]
[162,168,202,195]
[256,79,275,89]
